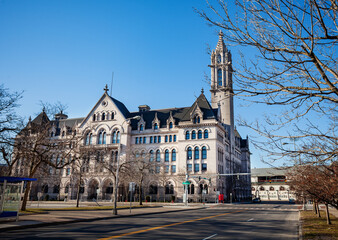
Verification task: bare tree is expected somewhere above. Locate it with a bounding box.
[15,110,78,211]
[196,0,337,165]
[0,85,23,175]
[288,162,338,224]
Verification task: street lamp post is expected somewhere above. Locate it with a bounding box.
[113,116,140,215]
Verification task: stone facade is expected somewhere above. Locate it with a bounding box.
[16,33,251,203]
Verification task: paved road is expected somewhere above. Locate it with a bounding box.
[0,204,299,240]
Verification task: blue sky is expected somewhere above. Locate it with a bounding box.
[0,0,276,168]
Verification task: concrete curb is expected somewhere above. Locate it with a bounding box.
[1,206,206,232]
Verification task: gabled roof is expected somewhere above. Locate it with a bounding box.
[31,111,50,125]
[109,96,130,119]
[181,91,217,121]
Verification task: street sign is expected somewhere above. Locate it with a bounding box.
[182,181,191,185]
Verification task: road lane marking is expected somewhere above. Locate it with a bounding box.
[97,210,245,240]
[203,233,218,239]
[247,218,254,222]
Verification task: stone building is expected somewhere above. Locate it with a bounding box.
[16,32,251,203]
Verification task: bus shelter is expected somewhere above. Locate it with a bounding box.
[0,177,37,221]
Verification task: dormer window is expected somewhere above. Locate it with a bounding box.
[169,122,173,129]
[140,124,144,131]
[154,123,158,130]
[193,116,200,124]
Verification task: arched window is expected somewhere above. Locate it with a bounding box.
[204,130,209,139]
[149,150,154,162]
[169,135,172,142]
[149,185,158,194]
[65,184,69,194]
[280,186,285,191]
[270,186,274,191]
[116,131,120,143]
[102,132,106,144]
[154,123,158,130]
[172,149,176,161]
[98,131,106,144]
[42,184,49,193]
[198,130,202,139]
[85,133,90,145]
[111,112,114,120]
[251,187,255,191]
[53,185,60,193]
[102,113,105,121]
[187,147,192,160]
[260,186,265,191]
[217,54,222,63]
[191,184,195,194]
[185,131,190,140]
[165,135,168,142]
[165,149,169,162]
[89,133,92,145]
[93,114,96,121]
[169,122,173,129]
[140,124,143,131]
[156,150,161,162]
[204,184,208,194]
[194,147,200,160]
[217,69,222,86]
[191,130,196,139]
[202,146,207,159]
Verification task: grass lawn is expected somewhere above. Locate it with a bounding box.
[301,210,338,239]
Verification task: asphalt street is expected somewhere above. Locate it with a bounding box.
[0,204,299,240]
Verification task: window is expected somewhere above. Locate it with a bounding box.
[198,130,202,139]
[111,112,114,120]
[165,135,168,142]
[173,135,176,142]
[280,186,285,191]
[93,114,96,121]
[66,168,71,176]
[102,113,105,121]
[270,187,274,191]
[98,132,103,144]
[143,137,146,144]
[53,185,60,194]
[149,150,154,162]
[165,150,169,162]
[158,136,161,143]
[154,123,158,130]
[194,164,200,172]
[191,184,195,194]
[202,146,207,159]
[140,124,144,131]
[185,131,190,140]
[102,132,106,144]
[172,149,176,161]
[191,130,196,139]
[169,122,173,129]
[112,130,120,144]
[149,185,158,194]
[171,165,176,173]
[187,164,192,172]
[155,166,160,173]
[156,150,161,162]
[187,147,192,160]
[154,136,157,143]
[65,184,69,194]
[85,132,92,145]
[135,137,138,144]
[139,137,142,144]
[150,136,153,143]
[194,116,200,124]
[202,163,207,171]
[204,130,209,139]
[260,186,265,191]
[165,165,169,173]
[217,69,222,86]
[194,147,200,160]
[169,135,172,142]
[166,183,174,194]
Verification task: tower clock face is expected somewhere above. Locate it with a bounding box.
[217,55,222,63]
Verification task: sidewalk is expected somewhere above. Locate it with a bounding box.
[0,204,205,232]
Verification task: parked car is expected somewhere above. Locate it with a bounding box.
[289,198,295,204]
[252,197,261,203]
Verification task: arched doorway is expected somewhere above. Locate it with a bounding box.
[87,179,99,200]
[102,179,114,200]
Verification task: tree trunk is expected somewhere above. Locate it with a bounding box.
[21,181,31,211]
[139,185,143,205]
[76,183,80,208]
[317,202,321,218]
[325,203,331,225]
[313,199,317,214]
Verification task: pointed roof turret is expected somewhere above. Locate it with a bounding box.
[216,30,226,51]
